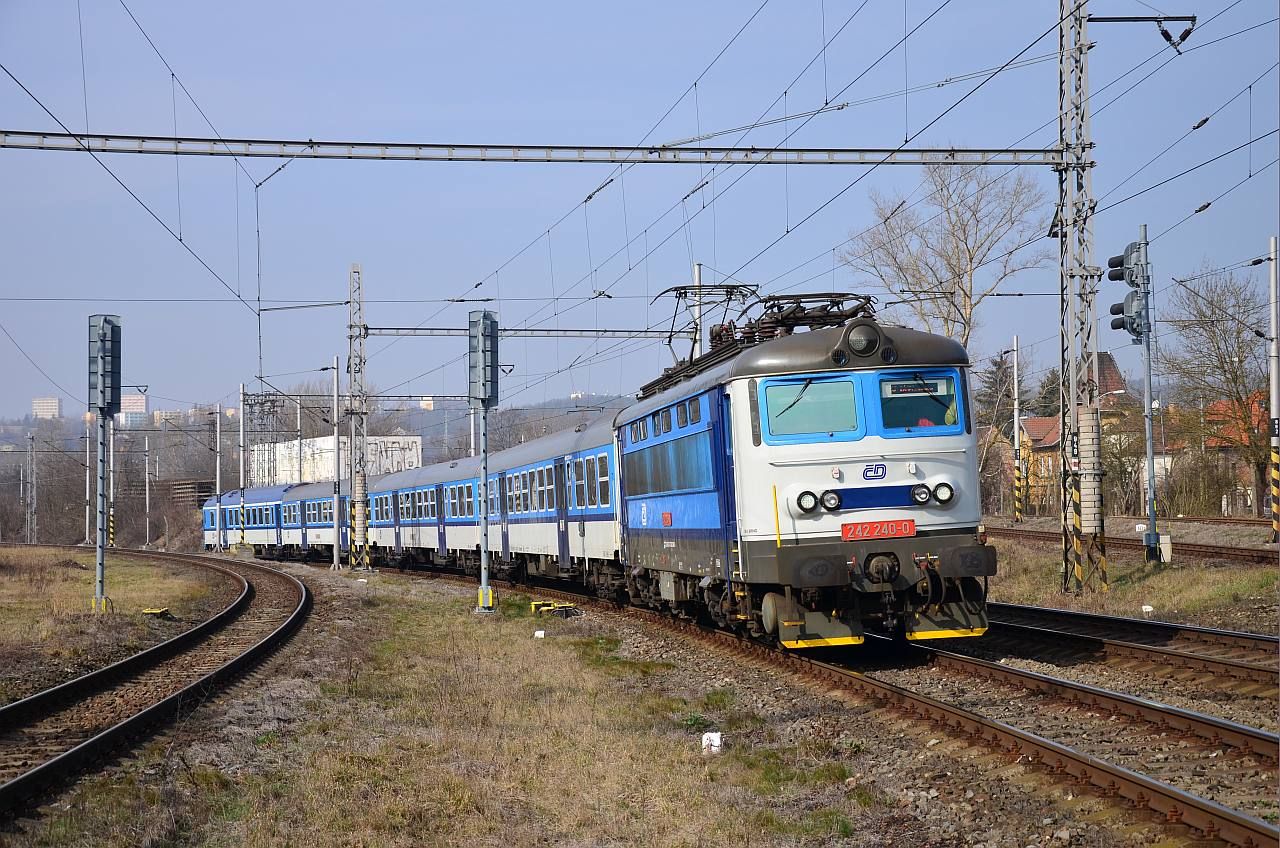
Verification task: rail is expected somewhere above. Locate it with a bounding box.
[0,546,310,815]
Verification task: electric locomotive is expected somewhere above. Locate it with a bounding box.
[620,295,994,646]
[204,293,995,647]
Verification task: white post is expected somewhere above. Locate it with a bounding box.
[296,397,304,484]
[144,435,151,549]
[332,355,341,571]
[108,418,115,547]
[238,383,246,549]
[693,262,705,357]
[214,404,223,551]
[1268,235,1279,545]
[469,408,476,457]
[84,419,91,545]
[1012,335,1022,523]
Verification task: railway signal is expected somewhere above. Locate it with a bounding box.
[469,310,499,613]
[89,314,122,612]
[1106,228,1160,563]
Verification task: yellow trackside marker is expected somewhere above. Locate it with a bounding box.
[772,485,782,548]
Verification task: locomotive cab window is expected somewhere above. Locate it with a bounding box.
[879,373,960,431]
[762,377,858,441]
[688,399,701,424]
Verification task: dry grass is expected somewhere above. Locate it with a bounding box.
[22,575,880,847]
[0,549,217,705]
[989,538,1279,625]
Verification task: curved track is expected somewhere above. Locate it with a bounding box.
[985,526,1277,565]
[0,547,310,815]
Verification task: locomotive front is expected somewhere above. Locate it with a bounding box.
[725,317,996,647]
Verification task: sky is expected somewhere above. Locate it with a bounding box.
[1,0,1277,423]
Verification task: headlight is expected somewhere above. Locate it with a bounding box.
[820,490,842,511]
[796,491,819,513]
[846,324,879,356]
[933,482,955,504]
[910,484,932,504]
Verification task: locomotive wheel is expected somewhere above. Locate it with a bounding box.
[760,592,786,635]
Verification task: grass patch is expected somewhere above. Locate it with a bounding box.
[567,635,672,677]
[989,539,1279,620]
[24,578,883,847]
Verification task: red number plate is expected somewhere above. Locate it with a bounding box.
[841,519,916,541]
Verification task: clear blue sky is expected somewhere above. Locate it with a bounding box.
[1,0,1277,420]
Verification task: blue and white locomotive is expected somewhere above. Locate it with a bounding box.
[205,296,996,646]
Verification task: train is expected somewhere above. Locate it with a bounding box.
[204,294,996,647]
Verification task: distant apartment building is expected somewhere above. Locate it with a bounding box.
[113,393,149,429]
[31,397,61,419]
[153,409,183,426]
[250,434,423,486]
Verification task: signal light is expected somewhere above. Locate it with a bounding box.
[910,484,932,505]
[1107,241,1140,286]
[796,491,819,513]
[820,490,842,511]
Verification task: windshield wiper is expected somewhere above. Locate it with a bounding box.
[774,378,814,418]
[913,373,951,411]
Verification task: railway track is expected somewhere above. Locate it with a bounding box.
[0,547,310,815]
[985,525,1278,565]
[404,571,1279,847]
[1119,515,1273,528]
[986,602,1278,691]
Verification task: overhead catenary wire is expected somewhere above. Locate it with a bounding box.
[0,62,257,315]
[366,0,774,363]
[762,12,1277,296]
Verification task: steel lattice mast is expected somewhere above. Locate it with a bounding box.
[1057,0,1107,592]
[348,264,371,570]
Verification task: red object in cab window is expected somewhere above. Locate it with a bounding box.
[662,512,673,527]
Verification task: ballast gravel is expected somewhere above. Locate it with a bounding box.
[569,607,1178,847]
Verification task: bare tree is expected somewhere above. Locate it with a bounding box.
[1158,268,1270,516]
[841,164,1050,346]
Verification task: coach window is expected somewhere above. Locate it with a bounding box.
[465,484,474,517]
[546,466,556,509]
[534,467,544,511]
[585,456,598,507]
[574,458,586,508]
[689,399,701,424]
[521,472,531,512]
[506,477,514,513]
[597,454,611,506]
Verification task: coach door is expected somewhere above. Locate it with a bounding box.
[435,484,447,556]
[392,491,402,554]
[499,475,511,560]
[555,459,570,568]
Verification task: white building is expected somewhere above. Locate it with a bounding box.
[249,434,423,486]
[31,397,61,419]
[121,393,148,414]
